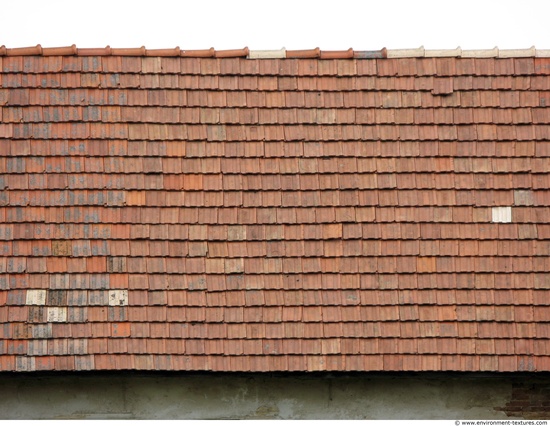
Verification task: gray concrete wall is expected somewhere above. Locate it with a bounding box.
[0,372,548,419]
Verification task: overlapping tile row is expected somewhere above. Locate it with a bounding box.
[1,54,549,372]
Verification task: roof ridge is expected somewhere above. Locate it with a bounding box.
[1,44,550,58]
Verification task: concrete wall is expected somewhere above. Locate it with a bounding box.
[0,372,548,419]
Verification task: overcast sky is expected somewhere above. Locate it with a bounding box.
[1,0,550,51]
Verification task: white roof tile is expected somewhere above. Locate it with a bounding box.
[492,206,512,223]
[386,47,425,58]
[248,48,286,59]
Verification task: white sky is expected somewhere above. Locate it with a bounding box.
[1,0,550,51]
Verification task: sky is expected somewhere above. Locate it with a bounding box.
[1,0,550,51]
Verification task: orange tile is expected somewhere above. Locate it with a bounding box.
[417,257,436,273]
[111,322,131,338]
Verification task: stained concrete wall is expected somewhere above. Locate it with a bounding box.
[0,372,548,419]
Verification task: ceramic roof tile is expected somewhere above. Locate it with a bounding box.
[1,47,549,373]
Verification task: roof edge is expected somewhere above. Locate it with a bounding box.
[0,45,548,59]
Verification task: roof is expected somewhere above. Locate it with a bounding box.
[0,45,549,373]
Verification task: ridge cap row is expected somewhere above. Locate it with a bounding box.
[1,45,549,59]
